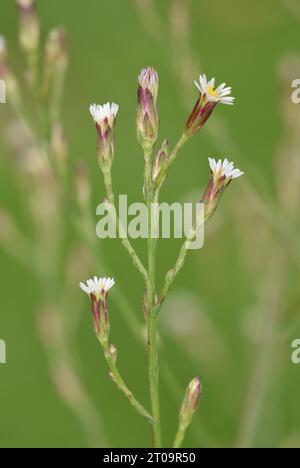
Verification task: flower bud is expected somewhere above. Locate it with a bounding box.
[185,74,234,137]
[178,377,202,429]
[79,276,115,345]
[201,158,244,219]
[89,103,119,170]
[137,67,159,149]
[45,27,67,69]
[152,139,169,188]
[43,28,68,96]
[16,0,40,55]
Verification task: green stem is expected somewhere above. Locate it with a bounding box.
[167,133,189,169]
[102,341,153,421]
[144,146,162,447]
[102,169,149,283]
[173,423,187,448]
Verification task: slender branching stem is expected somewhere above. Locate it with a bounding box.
[167,133,189,169]
[102,169,149,284]
[173,424,187,448]
[101,340,153,421]
[144,145,162,447]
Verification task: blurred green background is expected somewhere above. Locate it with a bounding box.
[1,0,300,448]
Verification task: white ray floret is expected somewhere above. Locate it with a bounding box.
[89,103,119,127]
[208,158,244,180]
[79,276,115,300]
[194,74,235,105]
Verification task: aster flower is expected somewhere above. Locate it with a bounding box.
[80,276,115,340]
[89,102,119,166]
[137,67,159,149]
[209,157,244,181]
[89,103,119,129]
[185,74,234,137]
[202,158,244,218]
[194,75,234,106]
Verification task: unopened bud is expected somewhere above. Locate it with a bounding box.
[43,28,68,96]
[109,344,118,363]
[137,67,159,149]
[178,377,202,429]
[45,27,67,69]
[16,0,40,55]
[152,139,169,187]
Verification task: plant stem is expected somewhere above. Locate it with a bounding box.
[144,146,162,447]
[102,169,149,283]
[173,424,187,448]
[167,133,189,169]
[101,341,153,421]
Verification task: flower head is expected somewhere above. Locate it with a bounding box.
[152,139,169,187]
[202,158,244,218]
[185,74,234,137]
[80,276,115,340]
[89,102,119,129]
[137,66,159,149]
[178,377,202,432]
[209,157,244,181]
[138,67,159,103]
[89,103,119,166]
[80,276,115,301]
[194,75,234,105]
